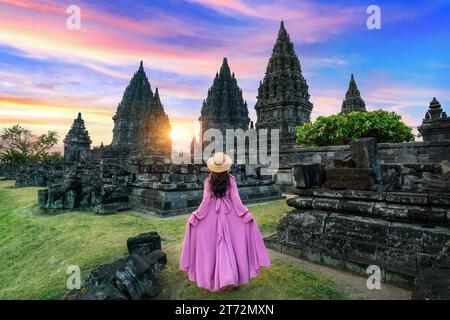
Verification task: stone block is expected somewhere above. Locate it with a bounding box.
[434,241,450,269]
[312,198,340,211]
[412,267,450,300]
[127,231,161,256]
[402,175,419,192]
[38,189,49,209]
[344,189,387,201]
[441,160,450,180]
[325,214,390,245]
[325,168,376,190]
[286,196,313,209]
[429,193,450,206]
[339,200,375,215]
[385,192,428,205]
[388,223,450,254]
[313,234,350,257]
[349,137,382,183]
[292,163,324,188]
[376,247,418,274]
[184,174,198,183]
[333,150,354,168]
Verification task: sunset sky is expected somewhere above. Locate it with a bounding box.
[0,0,449,151]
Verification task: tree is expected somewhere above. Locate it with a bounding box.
[296,110,415,147]
[0,125,63,167]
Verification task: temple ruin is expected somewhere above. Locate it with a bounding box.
[22,61,283,216]
[11,21,450,297]
[340,74,367,114]
[255,21,313,147]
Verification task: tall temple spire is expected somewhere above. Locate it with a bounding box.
[255,21,313,146]
[111,61,171,157]
[139,86,172,155]
[63,112,92,163]
[199,58,250,138]
[112,61,154,146]
[341,74,366,113]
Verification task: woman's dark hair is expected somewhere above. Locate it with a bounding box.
[209,171,230,198]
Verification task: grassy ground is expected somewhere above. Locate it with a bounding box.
[0,180,349,300]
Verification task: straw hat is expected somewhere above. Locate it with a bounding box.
[207,152,232,173]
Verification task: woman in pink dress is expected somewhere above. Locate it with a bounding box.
[179,152,271,292]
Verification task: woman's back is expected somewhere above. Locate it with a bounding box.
[179,157,271,292]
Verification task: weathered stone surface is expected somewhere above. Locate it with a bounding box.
[349,137,382,183]
[412,267,450,300]
[69,232,166,300]
[333,150,354,168]
[325,168,376,190]
[293,163,323,188]
[434,241,450,269]
[127,232,161,256]
[385,192,428,205]
[421,172,450,193]
[286,196,313,210]
[325,213,390,246]
[441,160,450,180]
[412,240,450,299]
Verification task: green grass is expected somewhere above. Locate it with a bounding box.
[0,180,348,300]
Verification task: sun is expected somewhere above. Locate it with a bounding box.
[170,128,190,141]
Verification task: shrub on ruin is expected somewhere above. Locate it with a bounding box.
[296,110,415,147]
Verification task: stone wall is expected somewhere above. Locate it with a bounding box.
[267,137,450,289]
[36,161,284,216]
[276,140,450,186]
[15,163,66,187]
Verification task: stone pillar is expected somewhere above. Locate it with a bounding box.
[349,137,382,183]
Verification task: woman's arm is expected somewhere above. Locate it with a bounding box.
[229,176,254,223]
[188,177,212,225]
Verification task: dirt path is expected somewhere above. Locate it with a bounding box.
[268,249,412,300]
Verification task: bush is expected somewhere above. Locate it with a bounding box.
[296,110,415,147]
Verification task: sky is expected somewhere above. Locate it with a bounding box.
[0,0,449,152]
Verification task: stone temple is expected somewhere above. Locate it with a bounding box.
[340,74,366,113]
[418,97,450,141]
[255,21,313,147]
[199,57,250,138]
[108,61,172,161]
[63,112,92,163]
[11,22,450,298]
[21,60,283,215]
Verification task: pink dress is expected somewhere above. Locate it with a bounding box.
[179,175,271,292]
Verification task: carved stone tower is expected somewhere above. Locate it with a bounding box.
[199,57,250,137]
[138,88,172,156]
[112,61,154,148]
[418,97,450,141]
[111,61,171,157]
[341,74,367,113]
[63,112,92,163]
[255,21,313,146]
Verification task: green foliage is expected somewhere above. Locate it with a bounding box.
[0,125,62,167]
[296,110,415,147]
